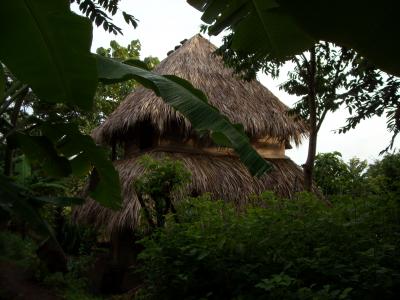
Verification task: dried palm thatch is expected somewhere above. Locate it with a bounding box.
[75,35,318,236]
[92,34,308,146]
[74,151,320,235]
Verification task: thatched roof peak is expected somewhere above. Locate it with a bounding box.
[92,34,308,145]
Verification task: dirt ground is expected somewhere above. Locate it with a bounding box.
[0,260,61,300]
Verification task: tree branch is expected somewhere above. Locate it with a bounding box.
[317,106,330,132]
[0,84,29,117]
[300,53,311,74]
[293,55,309,82]
[136,193,156,229]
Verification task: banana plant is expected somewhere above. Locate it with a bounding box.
[0,0,270,220]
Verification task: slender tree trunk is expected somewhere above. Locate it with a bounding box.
[3,146,13,176]
[303,47,317,191]
[3,90,27,176]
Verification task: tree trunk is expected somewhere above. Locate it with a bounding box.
[3,90,27,176]
[3,146,13,176]
[303,47,317,191]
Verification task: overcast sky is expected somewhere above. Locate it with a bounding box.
[77,0,399,165]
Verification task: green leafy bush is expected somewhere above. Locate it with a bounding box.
[135,155,191,228]
[0,231,38,268]
[137,193,400,299]
[313,152,367,196]
[367,152,400,197]
[40,251,99,299]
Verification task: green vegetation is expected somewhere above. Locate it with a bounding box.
[1,1,399,299]
[137,193,400,299]
[1,152,400,299]
[128,152,400,299]
[0,231,38,267]
[192,1,400,190]
[135,155,191,229]
[216,34,399,191]
[0,0,269,242]
[188,0,399,76]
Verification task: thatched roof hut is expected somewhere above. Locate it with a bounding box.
[75,34,313,234]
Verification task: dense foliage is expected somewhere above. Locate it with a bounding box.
[313,152,368,197]
[137,193,400,299]
[1,1,400,299]
[314,151,400,200]
[0,1,269,241]
[192,1,399,192]
[130,152,400,299]
[217,37,399,190]
[188,0,399,77]
[71,0,138,35]
[1,152,400,299]
[135,155,191,229]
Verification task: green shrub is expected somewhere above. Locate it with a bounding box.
[135,155,191,229]
[137,193,400,299]
[40,253,99,299]
[367,152,400,197]
[42,272,67,289]
[0,231,39,268]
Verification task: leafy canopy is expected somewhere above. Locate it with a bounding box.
[0,0,271,237]
[188,0,399,77]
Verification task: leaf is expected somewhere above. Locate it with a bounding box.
[163,75,209,103]
[122,11,138,28]
[281,0,399,76]
[124,59,150,70]
[187,0,208,11]
[200,1,231,24]
[35,196,84,206]
[41,123,122,209]
[9,133,71,178]
[339,287,353,299]
[0,175,55,237]
[189,0,400,76]
[230,0,313,58]
[96,55,271,176]
[0,0,97,109]
[13,155,32,183]
[70,152,92,177]
[9,122,121,209]
[0,63,5,102]
[200,0,314,59]
[211,132,232,147]
[29,182,67,191]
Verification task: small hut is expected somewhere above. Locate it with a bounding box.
[75,34,310,235]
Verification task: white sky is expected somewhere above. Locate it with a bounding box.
[78,0,399,165]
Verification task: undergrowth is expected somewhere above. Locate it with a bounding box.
[136,192,400,299]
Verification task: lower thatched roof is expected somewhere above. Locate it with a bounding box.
[74,151,320,234]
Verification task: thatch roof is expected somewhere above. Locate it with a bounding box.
[92,34,308,146]
[74,151,321,235]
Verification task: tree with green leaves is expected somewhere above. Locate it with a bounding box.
[216,37,399,191]
[313,152,350,196]
[25,40,160,135]
[0,0,269,242]
[87,40,160,134]
[70,0,138,35]
[313,151,368,197]
[192,1,400,191]
[367,152,400,197]
[134,155,191,229]
[188,0,399,76]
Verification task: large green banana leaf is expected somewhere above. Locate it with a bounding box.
[96,55,271,177]
[188,0,399,77]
